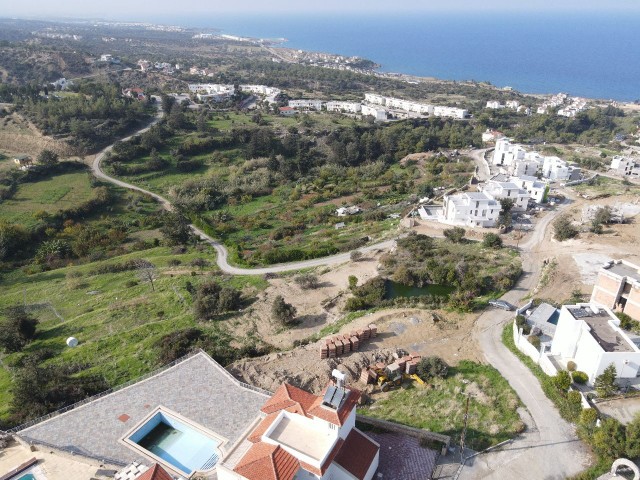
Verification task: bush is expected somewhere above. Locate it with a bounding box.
[194,281,242,320]
[272,295,297,325]
[553,370,572,391]
[595,364,618,398]
[567,361,577,372]
[515,315,531,335]
[416,356,449,381]
[443,227,466,243]
[294,273,320,290]
[157,328,203,364]
[0,306,39,353]
[527,335,540,349]
[553,215,578,241]
[482,232,503,248]
[572,371,588,384]
[350,250,363,262]
[125,280,139,288]
[168,259,182,266]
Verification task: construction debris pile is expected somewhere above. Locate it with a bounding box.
[360,351,423,385]
[320,324,378,359]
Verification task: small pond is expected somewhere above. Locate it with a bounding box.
[384,280,454,300]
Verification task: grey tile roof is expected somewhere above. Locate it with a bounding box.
[18,352,269,465]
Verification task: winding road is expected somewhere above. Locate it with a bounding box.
[93,111,589,478]
[91,105,397,275]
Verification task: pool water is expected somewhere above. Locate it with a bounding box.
[129,412,220,475]
[18,475,36,480]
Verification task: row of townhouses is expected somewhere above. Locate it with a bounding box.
[186,84,282,103]
[363,93,468,119]
[493,138,582,181]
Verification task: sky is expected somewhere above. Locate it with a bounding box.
[1,0,639,19]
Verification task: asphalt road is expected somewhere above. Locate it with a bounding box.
[94,114,591,477]
[459,202,591,479]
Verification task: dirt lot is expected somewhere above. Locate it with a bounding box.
[0,112,74,158]
[229,307,480,394]
[529,193,640,303]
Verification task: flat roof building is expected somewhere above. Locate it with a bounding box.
[592,260,640,322]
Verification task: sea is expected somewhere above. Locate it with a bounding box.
[151,12,640,101]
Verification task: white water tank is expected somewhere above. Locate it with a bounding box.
[66,337,79,347]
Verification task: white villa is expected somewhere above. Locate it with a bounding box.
[442,192,500,227]
[218,380,380,480]
[492,138,527,167]
[481,181,530,211]
[494,138,580,181]
[289,99,324,111]
[511,175,548,204]
[326,101,362,114]
[550,303,640,385]
[542,156,581,181]
[361,104,387,120]
[188,84,236,102]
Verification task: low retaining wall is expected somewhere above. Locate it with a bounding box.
[356,415,450,453]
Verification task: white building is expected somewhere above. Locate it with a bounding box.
[610,156,637,176]
[511,175,548,203]
[336,206,362,216]
[188,84,236,102]
[443,192,500,227]
[361,104,387,120]
[486,101,504,110]
[288,99,324,111]
[240,85,281,97]
[550,303,640,385]
[218,382,380,480]
[492,138,526,167]
[279,106,297,116]
[542,156,581,181]
[364,93,387,106]
[506,100,520,109]
[512,156,542,177]
[481,181,530,211]
[433,105,468,119]
[326,101,362,114]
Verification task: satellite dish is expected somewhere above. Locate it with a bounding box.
[66,337,79,347]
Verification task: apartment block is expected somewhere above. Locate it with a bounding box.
[591,260,640,321]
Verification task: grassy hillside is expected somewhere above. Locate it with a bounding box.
[0,246,268,423]
[0,171,94,227]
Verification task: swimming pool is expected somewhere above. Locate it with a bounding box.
[18,475,36,480]
[126,410,221,476]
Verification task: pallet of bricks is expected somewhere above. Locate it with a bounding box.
[320,324,377,359]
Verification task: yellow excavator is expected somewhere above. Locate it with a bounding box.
[376,365,425,391]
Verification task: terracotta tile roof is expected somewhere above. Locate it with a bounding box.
[334,429,380,480]
[260,383,318,417]
[308,386,361,426]
[234,442,300,480]
[248,413,279,443]
[136,464,174,480]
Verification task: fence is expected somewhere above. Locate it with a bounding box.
[8,349,271,434]
[512,321,558,376]
[14,435,128,468]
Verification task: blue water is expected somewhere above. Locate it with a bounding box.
[18,475,36,480]
[131,412,220,475]
[151,12,640,101]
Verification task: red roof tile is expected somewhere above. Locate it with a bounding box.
[234,443,300,480]
[260,383,318,418]
[248,413,279,443]
[136,464,174,480]
[308,386,361,426]
[334,429,379,480]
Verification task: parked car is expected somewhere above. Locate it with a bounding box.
[488,299,515,311]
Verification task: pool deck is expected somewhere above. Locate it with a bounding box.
[17,352,269,467]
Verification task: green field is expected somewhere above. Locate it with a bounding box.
[0,171,94,227]
[0,246,268,422]
[572,175,640,197]
[359,361,524,450]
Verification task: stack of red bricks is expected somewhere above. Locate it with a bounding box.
[319,324,378,359]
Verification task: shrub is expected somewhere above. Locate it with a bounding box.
[482,232,503,248]
[125,280,139,288]
[567,361,577,372]
[272,295,297,325]
[515,315,531,335]
[595,364,618,398]
[572,371,588,384]
[0,306,39,353]
[443,227,466,243]
[350,250,363,262]
[168,259,182,266]
[553,215,578,241]
[527,335,541,349]
[553,370,572,391]
[157,328,203,364]
[194,281,242,320]
[416,356,449,381]
[294,273,320,290]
